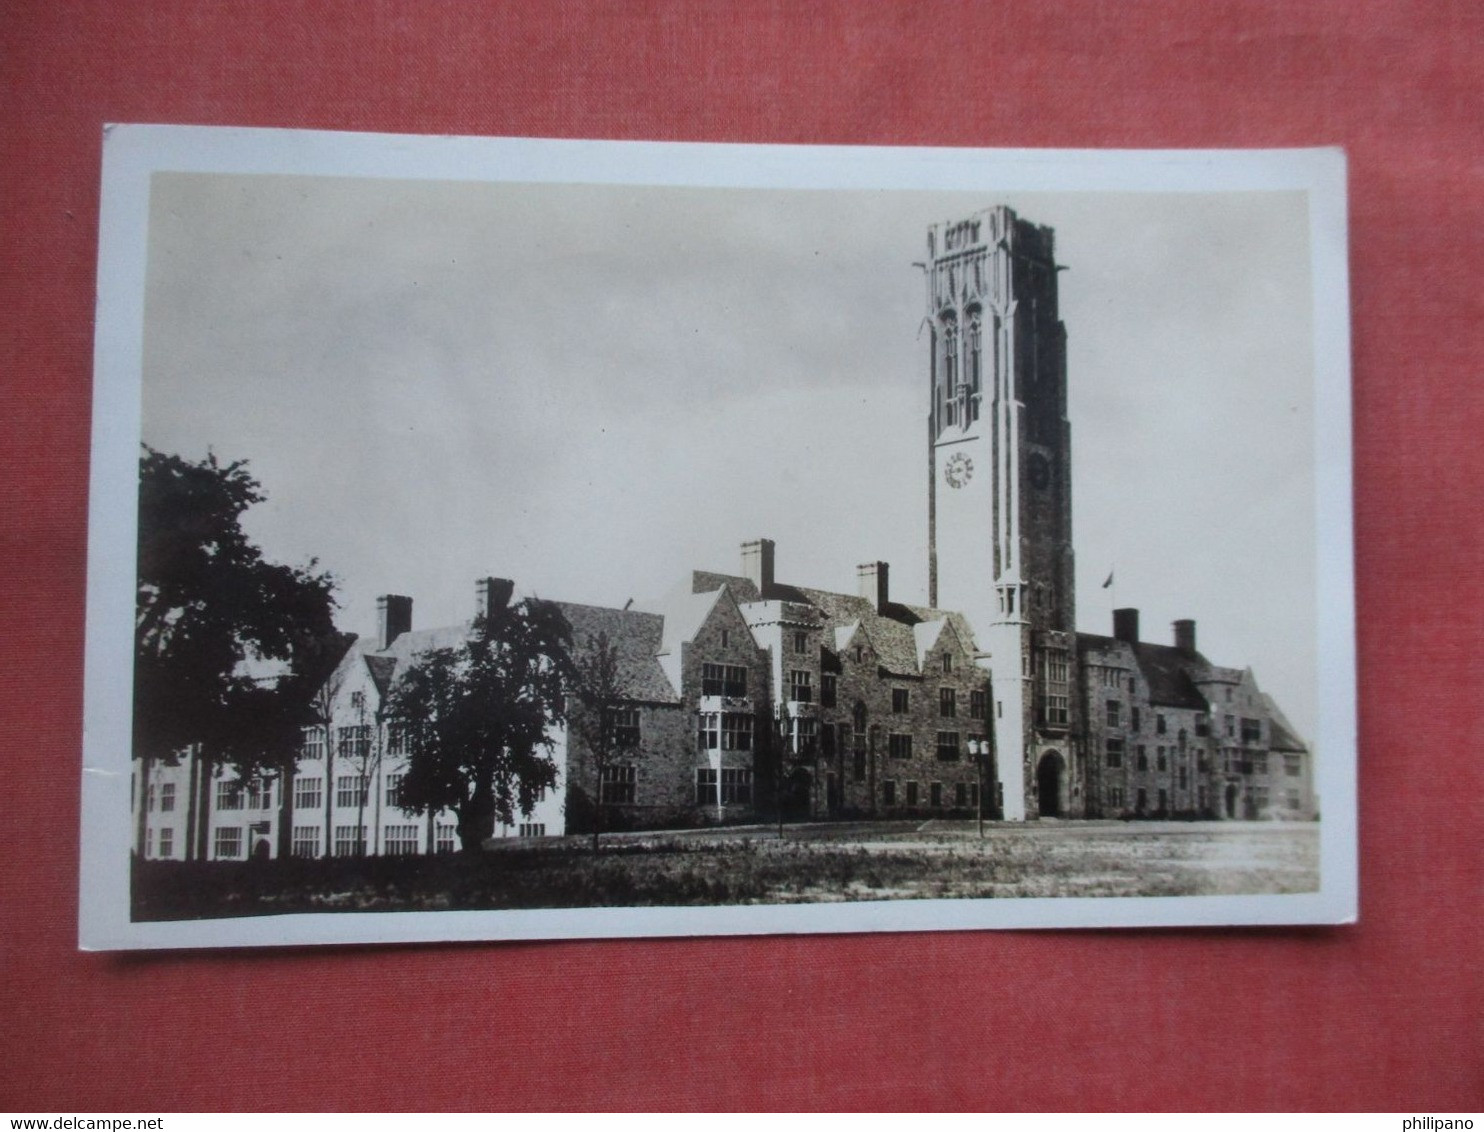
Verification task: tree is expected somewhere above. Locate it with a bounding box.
[572,632,640,852]
[133,447,338,856]
[761,704,820,836]
[384,598,572,852]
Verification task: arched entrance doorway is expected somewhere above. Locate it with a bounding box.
[1036,751,1064,818]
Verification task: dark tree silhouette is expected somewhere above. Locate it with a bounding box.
[384,599,572,852]
[133,446,339,856]
[572,632,640,852]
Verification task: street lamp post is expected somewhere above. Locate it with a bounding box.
[968,738,986,838]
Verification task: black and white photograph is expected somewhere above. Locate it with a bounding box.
[81,128,1355,948]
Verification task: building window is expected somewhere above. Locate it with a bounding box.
[349,691,365,713]
[696,768,752,805]
[385,772,405,808]
[1105,738,1124,768]
[1136,789,1148,814]
[1226,716,1236,738]
[383,825,418,855]
[821,673,837,708]
[1285,754,1302,777]
[247,780,274,810]
[1242,718,1263,744]
[892,688,910,714]
[300,726,325,760]
[1107,786,1124,809]
[334,826,365,857]
[146,784,156,812]
[942,653,954,674]
[930,782,943,808]
[1194,713,1210,738]
[1107,699,1121,727]
[1131,707,1141,732]
[1157,748,1168,772]
[793,630,808,654]
[215,781,244,811]
[883,780,896,806]
[608,706,642,748]
[906,781,919,806]
[888,733,913,760]
[855,647,864,664]
[435,824,457,853]
[519,823,546,838]
[726,714,753,751]
[1287,790,1301,809]
[157,827,174,858]
[939,687,957,718]
[1254,786,1270,810]
[159,782,176,813]
[294,777,322,811]
[789,716,818,754]
[1042,695,1069,726]
[1158,789,1168,813]
[701,663,748,697]
[936,731,960,762]
[955,781,968,807]
[1038,648,1070,725]
[291,826,320,857]
[789,670,812,703]
[969,689,987,720]
[601,765,636,805]
[720,629,729,649]
[1178,766,1188,789]
[338,725,371,761]
[386,722,409,756]
[213,827,242,859]
[336,775,367,809]
[1156,714,1167,735]
[966,311,982,419]
[1137,746,1149,771]
[698,712,752,752]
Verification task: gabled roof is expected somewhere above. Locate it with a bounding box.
[651,583,729,659]
[1259,692,1309,752]
[348,603,678,707]
[1077,633,1211,711]
[685,569,975,678]
[553,600,677,705]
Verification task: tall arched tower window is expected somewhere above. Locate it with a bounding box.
[966,308,983,422]
[939,313,959,428]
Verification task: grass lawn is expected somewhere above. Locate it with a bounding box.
[131,820,1319,920]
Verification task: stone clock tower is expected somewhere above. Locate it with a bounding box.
[925,207,1079,820]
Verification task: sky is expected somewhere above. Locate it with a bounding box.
[141,172,1316,738]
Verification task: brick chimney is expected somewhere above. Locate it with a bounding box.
[376,594,413,650]
[1173,619,1196,652]
[475,577,515,620]
[857,561,890,612]
[1113,607,1139,644]
[741,538,775,596]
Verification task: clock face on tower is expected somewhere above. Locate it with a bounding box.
[943,451,974,489]
[1028,452,1051,490]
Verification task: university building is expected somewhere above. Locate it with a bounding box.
[132,206,1315,860]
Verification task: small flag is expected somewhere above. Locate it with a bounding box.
[1102,571,1114,589]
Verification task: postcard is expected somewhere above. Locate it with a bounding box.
[81,126,1355,948]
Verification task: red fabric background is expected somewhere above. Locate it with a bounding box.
[3,0,1480,1112]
